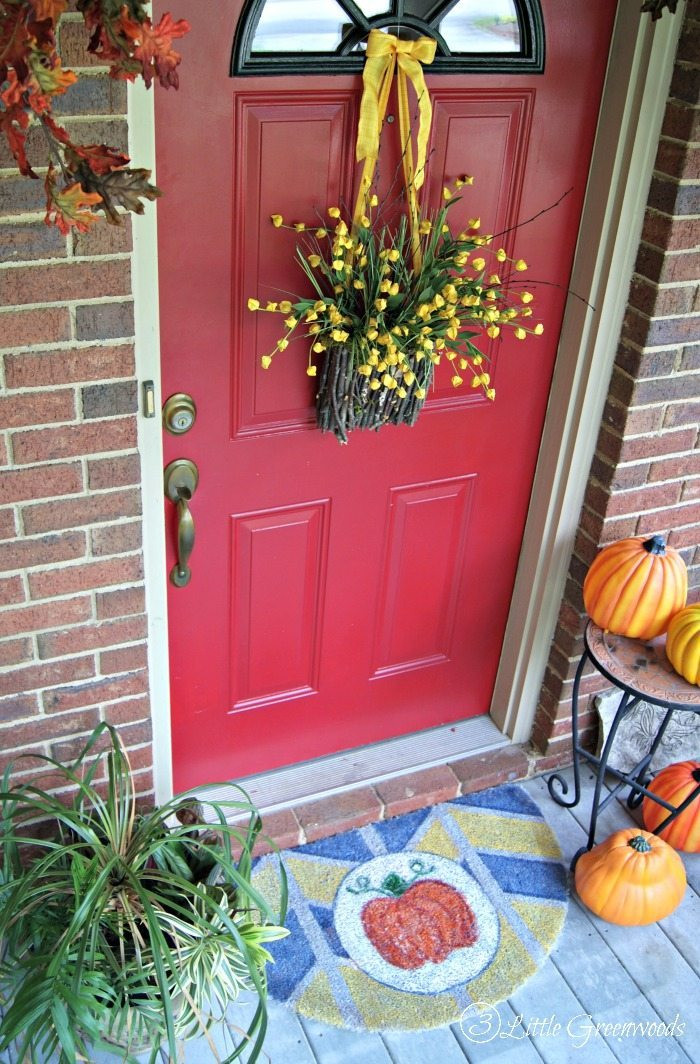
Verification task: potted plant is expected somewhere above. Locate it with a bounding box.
[0,723,288,1063]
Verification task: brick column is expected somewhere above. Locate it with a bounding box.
[0,14,153,795]
[532,4,700,764]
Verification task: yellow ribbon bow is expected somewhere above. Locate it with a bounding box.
[353,29,437,270]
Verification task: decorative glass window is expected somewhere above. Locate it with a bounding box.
[232,0,544,76]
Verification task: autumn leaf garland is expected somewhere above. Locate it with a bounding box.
[0,0,189,233]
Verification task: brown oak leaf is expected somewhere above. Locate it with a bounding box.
[44,165,103,234]
[74,161,162,223]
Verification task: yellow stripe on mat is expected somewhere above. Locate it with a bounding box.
[448,809,563,858]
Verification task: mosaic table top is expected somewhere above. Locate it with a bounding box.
[585,621,700,711]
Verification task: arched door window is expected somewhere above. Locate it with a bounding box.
[232,0,544,76]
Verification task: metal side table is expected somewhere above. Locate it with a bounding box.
[547,620,700,869]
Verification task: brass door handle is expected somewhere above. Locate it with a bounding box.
[164,459,199,587]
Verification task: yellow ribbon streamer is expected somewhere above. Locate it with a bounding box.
[353,29,436,271]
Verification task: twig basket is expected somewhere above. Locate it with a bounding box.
[316,344,435,444]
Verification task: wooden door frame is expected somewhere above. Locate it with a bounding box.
[132,4,685,803]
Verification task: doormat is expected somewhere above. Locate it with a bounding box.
[252,784,568,1031]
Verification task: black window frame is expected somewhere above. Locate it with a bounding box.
[231,0,545,77]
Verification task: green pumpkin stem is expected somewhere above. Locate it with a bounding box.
[628,834,653,853]
[346,858,435,897]
[642,534,666,555]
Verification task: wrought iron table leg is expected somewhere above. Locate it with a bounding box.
[626,707,676,808]
[547,649,588,809]
[583,688,634,854]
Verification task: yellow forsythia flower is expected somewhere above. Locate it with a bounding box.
[479,372,491,385]
[369,193,379,207]
[357,364,372,377]
[260,355,272,369]
[445,351,456,361]
[472,258,486,272]
[375,299,387,311]
[369,379,381,390]
[247,298,260,311]
[416,387,426,399]
[451,375,463,387]
[312,342,325,353]
[487,325,500,339]
[397,387,407,399]
[403,370,415,386]
[315,228,327,238]
[271,215,283,227]
[284,316,297,328]
[294,222,306,231]
[308,254,321,267]
[328,206,341,218]
[265,301,278,311]
[332,260,344,271]
[277,338,289,351]
[382,374,397,390]
[534,323,544,334]
[418,220,431,235]
[521,292,533,304]
[486,387,496,399]
[468,217,481,230]
[496,248,507,262]
[443,186,452,200]
[306,365,317,376]
[471,377,481,388]
[514,327,527,340]
[279,300,293,314]
[515,259,528,271]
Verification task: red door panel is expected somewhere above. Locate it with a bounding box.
[155,1,616,789]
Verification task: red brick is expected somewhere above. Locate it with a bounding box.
[604,480,683,518]
[53,73,127,118]
[83,381,137,419]
[530,746,573,774]
[655,139,700,181]
[95,586,145,619]
[73,216,133,256]
[23,486,142,535]
[627,277,696,319]
[100,642,148,674]
[642,211,699,252]
[0,692,40,723]
[28,555,144,598]
[296,787,383,843]
[0,307,71,349]
[4,345,135,388]
[0,437,7,465]
[637,500,700,534]
[681,345,700,371]
[90,520,142,557]
[75,301,134,341]
[0,531,86,573]
[0,260,131,307]
[682,477,700,500]
[663,400,700,428]
[0,222,68,263]
[0,595,92,637]
[449,745,530,793]
[38,615,147,659]
[12,417,137,464]
[647,175,700,216]
[88,453,141,490]
[103,695,151,725]
[58,19,108,66]
[0,637,33,667]
[373,764,460,818]
[667,524,700,548]
[124,744,154,772]
[618,427,696,462]
[0,574,25,606]
[42,669,149,712]
[0,463,83,505]
[0,508,18,540]
[644,316,700,348]
[52,718,152,763]
[0,656,94,698]
[252,809,302,855]
[649,452,700,482]
[662,99,700,142]
[0,707,101,752]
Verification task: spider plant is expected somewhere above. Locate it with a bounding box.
[0,723,288,1063]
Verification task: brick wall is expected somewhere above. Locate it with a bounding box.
[0,12,153,796]
[532,4,700,764]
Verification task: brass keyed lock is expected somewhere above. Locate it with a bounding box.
[163,393,197,435]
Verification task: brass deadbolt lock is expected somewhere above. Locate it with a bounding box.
[163,393,197,435]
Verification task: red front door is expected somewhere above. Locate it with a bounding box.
[155,0,615,791]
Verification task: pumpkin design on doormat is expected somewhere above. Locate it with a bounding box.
[252,784,568,1032]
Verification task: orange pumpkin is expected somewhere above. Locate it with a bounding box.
[574,828,686,925]
[583,534,687,639]
[665,604,700,686]
[642,760,700,852]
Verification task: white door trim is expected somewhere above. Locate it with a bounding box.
[132,4,684,801]
[491,3,685,741]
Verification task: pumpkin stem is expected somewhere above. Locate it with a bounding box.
[692,767,700,784]
[628,834,653,853]
[346,858,435,897]
[642,534,666,555]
